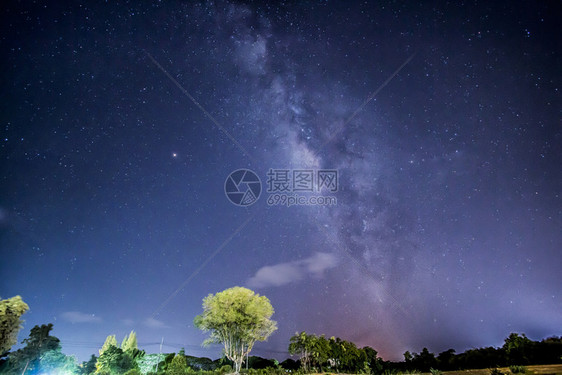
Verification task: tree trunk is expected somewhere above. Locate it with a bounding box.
[21,360,29,375]
[234,359,242,374]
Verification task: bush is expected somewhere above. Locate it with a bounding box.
[430,368,442,375]
[216,365,232,374]
[509,366,527,374]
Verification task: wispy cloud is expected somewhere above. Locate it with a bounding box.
[247,252,338,289]
[61,311,102,324]
[143,317,169,329]
[122,318,135,326]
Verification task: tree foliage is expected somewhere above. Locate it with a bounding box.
[93,332,145,374]
[1,323,65,375]
[96,345,137,375]
[95,331,145,374]
[39,347,79,374]
[0,295,29,356]
[289,332,381,373]
[389,333,562,373]
[194,287,277,374]
[121,331,138,354]
[136,353,165,374]
[503,333,533,365]
[80,354,98,375]
[288,331,315,371]
[331,336,364,372]
[167,353,190,375]
[100,335,118,356]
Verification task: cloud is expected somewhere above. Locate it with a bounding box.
[304,252,339,276]
[143,317,169,329]
[247,252,338,289]
[61,311,102,324]
[248,263,304,287]
[121,318,135,326]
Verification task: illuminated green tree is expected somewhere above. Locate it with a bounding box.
[327,336,362,372]
[39,348,78,374]
[96,345,137,375]
[121,331,137,353]
[80,355,98,375]
[2,324,61,375]
[99,335,118,356]
[0,295,29,355]
[288,332,314,372]
[96,332,142,375]
[167,353,189,375]
[194,287,277,374]
[136,354,162,374]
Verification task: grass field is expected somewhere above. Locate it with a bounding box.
[317,365,562,375]
[435,364,562,375]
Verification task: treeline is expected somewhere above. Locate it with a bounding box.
[1,324,562,375]
[287,331,562,373]
[0,324,248,375]
[395,333,562,372]
[0,323,292,375]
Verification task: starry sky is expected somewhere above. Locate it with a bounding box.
[1,0,561,363]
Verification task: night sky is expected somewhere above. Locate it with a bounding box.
[1,0,561,363]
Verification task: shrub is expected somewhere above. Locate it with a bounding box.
[212,365,231,375]
[430,368,442,375]
[509,366,527,374]
[262,366,285,375]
